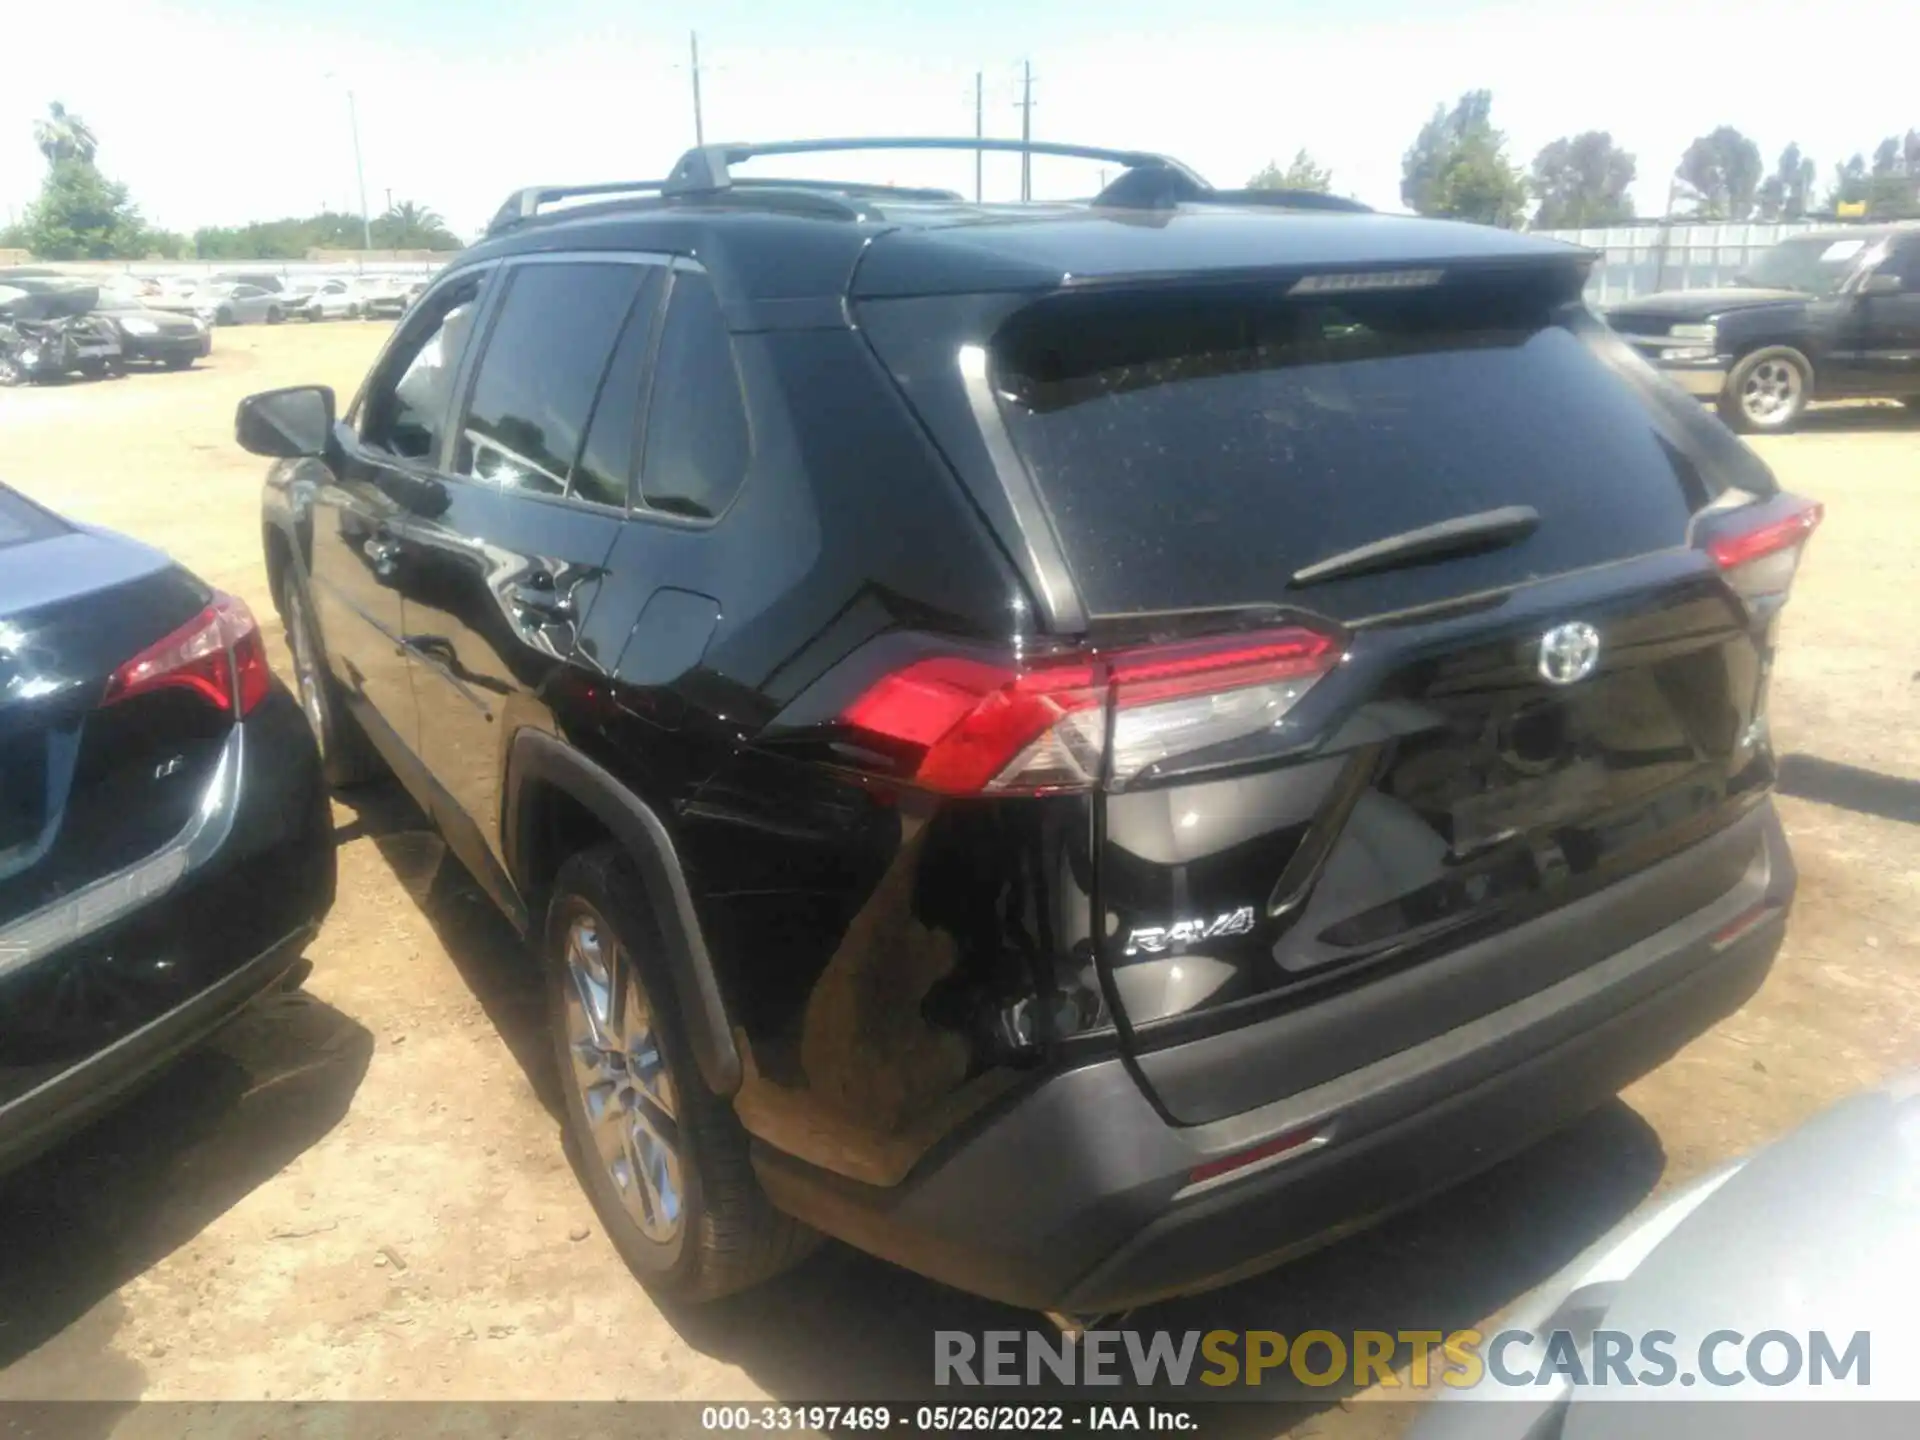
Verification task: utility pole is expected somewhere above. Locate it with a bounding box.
[1015,61,1035,201]
[689,31,706,147]
[974,71,984,204]
[346,88,371,251]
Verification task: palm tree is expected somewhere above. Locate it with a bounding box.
[32,102,98,166]
[373,200,460,251]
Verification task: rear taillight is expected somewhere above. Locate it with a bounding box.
[841,627,1340,795]
[1708,497,1822,602]
[102,592,273,717]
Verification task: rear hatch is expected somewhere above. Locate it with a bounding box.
[851,251,1814,1117]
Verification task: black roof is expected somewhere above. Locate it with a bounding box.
[460,136,1593,312]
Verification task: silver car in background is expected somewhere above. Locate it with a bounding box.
[1411,1073,1920,1439]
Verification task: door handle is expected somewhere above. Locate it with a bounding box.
[509,579,574,619]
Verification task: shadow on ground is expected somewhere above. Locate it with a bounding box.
[662,1101,1662,1431]
[0,972,371,1403]
[334,781,561,1120]
[1797,403,1920,434]
[1778,753,1920,826]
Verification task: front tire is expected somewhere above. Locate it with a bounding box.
[1719,347,1811,433]
[546,846,815,1302]
[282,569,384,789]
[162,354,192,371]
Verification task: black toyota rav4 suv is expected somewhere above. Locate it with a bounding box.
[245,137,1814,1319]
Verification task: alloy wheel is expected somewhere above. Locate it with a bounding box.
[561,911,684,1244]
[1740,357,1803,426]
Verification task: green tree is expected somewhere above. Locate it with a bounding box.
[1673,126,1763,219]
[1827,153,1871,211]
[15,159,156,260]
[1401,90,1528,227]
[1528,131,1636,228]
[31,101,98,166]
[1246,149,1333,194]
[1862,131,1920,217]
[1755,143,1817,221]
[371,200,461,250]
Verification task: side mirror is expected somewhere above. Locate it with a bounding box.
[1858,272,1904,297]
[236,385,335,458]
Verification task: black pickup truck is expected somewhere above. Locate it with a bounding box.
[1605,224,1920,432]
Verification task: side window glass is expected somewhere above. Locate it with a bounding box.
[639,272,751,520]
[1887,240,1920,286]
[361,274,488,463]
[454,262,643,496]
[571,267,668,509]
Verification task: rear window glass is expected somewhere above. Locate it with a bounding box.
[993,278,1739,620]
[0,487,65,550]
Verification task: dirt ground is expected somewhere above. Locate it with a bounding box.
[1,324,1917,1427]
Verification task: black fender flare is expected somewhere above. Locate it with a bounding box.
[503,729,742,1097]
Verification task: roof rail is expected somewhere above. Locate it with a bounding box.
[661,136,1209,194]
[484,172,974,237]
[487,179,670,236]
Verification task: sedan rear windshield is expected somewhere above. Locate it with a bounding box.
[992,274,1761,620]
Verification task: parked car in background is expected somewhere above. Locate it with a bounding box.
[87,292,212,370]
[300,279,367,321]
[190,283,286,327]
[212,271,290,295]
[1605,224,1920,432]
[0,282,124,384]
[356,276,414,318]
[0,482,335,1176]
[1409,1072,1919,1438]
[247,136,1814,1316]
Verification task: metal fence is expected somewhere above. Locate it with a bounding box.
[1533,221,1832,304]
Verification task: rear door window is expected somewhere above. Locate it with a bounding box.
[571,267,668,509]
[454,261,646,497]
[637,271,751,520]
[992,276,1755,620]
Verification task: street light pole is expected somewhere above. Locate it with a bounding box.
[346,88,372,252]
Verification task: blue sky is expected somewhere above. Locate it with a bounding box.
[2,0,1912,239]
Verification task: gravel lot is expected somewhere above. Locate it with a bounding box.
[1,325,1917,1427]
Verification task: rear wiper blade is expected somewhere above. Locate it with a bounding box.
[1288,505,1540,589]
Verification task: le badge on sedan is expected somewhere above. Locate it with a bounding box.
[1124,906,1257,957]
[1537,622,1601,686]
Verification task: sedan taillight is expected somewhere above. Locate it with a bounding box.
[102,592,273,717]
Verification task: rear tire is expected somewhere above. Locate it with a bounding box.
[282,568,384,789]
[545,845,816,1303]
[1718,347,1811,433]
[267,306,284,324]
[163,354,192,370]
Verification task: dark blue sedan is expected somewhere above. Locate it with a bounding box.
[1,482,335,1173]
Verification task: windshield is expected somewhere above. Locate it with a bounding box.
[1735,236,1875,296]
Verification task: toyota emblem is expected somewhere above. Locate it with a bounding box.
[1538,622,1601,686]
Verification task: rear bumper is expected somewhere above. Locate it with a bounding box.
[754,803,1793,1313]
[0,686,335,1173]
